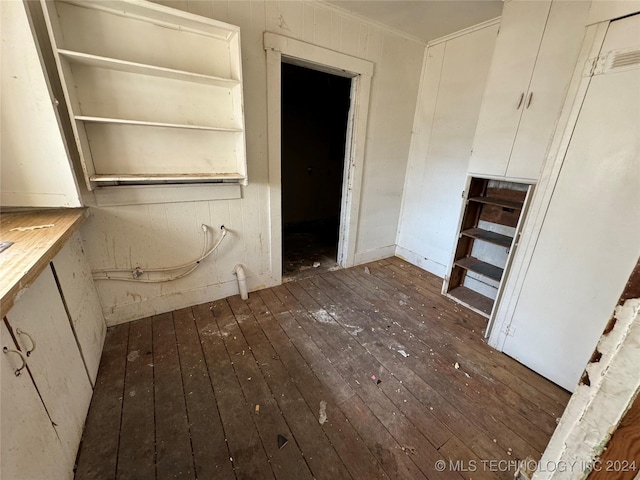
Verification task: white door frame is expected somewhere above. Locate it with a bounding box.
[264,32,373,285]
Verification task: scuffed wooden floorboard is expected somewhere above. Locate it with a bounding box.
[75,258,569,480]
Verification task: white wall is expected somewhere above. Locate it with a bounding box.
[78,0,424,324]
[396,21,499,277]
[0,0,81,208]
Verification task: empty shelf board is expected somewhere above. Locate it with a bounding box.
[447,286,493,317]
[454,257,504,282]
[468,196,524,210]
[461,228,513,248]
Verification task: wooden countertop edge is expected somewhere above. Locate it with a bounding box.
[1,208,89,318]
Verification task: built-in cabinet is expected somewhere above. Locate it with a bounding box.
[444,0,591,327]
[0,0,81,208]
[443,177,532,318]
[1,234,105,480]
[1,322,69,480]
[492,12,640,390]
[52,232,107,384]
[41,0,247,190]
[468,0,590,181]
[396,20,500,278]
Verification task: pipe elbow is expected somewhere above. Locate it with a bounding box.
[234,264,248,300]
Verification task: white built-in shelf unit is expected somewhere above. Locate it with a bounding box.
[41,0,247,190]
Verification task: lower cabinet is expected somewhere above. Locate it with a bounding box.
[51,232,107,385]
[1,235,105,479]
[1,322,70,480]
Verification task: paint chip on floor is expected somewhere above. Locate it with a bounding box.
[319,400,327,425]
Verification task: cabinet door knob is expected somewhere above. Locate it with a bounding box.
[526,92,534,109]
[3,347,27,376]
[516,92,525,110]
[16,329,36,357]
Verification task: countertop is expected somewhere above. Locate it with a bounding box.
[0,208,88,318]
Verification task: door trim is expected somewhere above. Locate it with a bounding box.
[264,32,373,285]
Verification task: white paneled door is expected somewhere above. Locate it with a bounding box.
[500,14,640,391]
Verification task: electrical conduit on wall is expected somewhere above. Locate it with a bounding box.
[91,225,227,283]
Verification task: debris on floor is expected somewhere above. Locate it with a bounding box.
[402,446,417,455]
[255,404,260,415]
[277,434,288,449]
[454,362,460,370]
[127,350,140,362]
[313,261,321,268]
[319,400,328,425]
[376,379,382,385]
[371,374,377,381]
[398,350,409,358]
[364,266,371,274]
[514,456,536,480]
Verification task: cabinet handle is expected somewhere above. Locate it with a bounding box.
[16,329,36,357]
[3,347,27,376]
[516,92,525,109]
[526,92,534,109]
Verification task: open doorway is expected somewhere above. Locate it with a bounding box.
[281,62,352,280]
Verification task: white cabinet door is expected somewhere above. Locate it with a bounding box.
[5,267,93,469]
[1,322,71,480]
[0,0,81,208]
[468,0,551,177]
[501,14,640,391]
[51,231,106,385]
[505,0,590,180]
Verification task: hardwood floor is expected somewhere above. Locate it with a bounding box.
[75,257,570,480]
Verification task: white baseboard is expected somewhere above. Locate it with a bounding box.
[103,272,276,326]
[394,245,447,278]
[354,245,396,265]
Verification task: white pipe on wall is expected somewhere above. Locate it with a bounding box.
[234,264,248,300]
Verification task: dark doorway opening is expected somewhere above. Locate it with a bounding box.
[281,62,352,280]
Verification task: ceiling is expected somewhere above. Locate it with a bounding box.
[325,0,504,43]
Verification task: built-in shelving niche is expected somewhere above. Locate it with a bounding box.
[41,0,247,191]
[443,177,534,320]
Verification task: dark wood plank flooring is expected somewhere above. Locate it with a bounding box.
[75,257,570,480]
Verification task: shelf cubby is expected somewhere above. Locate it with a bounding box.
[57,49,240,88]
[454,257,504,282]
[41,0,247,191]
[75,116,243,132]
[444,177,533,319]
[468,196,524,210]
[461,228,514,248]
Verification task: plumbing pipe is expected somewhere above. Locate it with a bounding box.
[234,264,248,300]
[93,225,228,283]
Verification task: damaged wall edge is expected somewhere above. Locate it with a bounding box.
[534,260,640,480]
